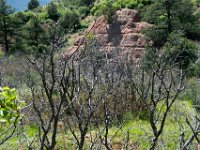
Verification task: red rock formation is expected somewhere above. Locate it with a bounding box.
[64,9,152,60]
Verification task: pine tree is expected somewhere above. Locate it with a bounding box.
[47,3,60,21]
[28,0,39,10]
[59,10,80,33]
[24,15,44,52]
[143,0,199,71]
[78,0,95,7]
[0,0,14,53]
[143,0,199,45]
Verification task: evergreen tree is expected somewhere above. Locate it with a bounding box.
[25,15,44,51]
[28,0,39,10]
[47,3,60,22]
[0,0,14,53]
[143,0,199,72]
[59,10,80,33]
[143,0,199,45]
[78,0,95,7]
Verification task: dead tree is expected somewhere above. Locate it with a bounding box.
[118,46,189,149]
[137,47,186,150]
[63,38,110,150]
[27,22,68,150]
[149,63,184,149]
[180,116,200,150]
[0,120,18,145]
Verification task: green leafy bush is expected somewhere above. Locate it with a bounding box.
[0,87,20,123]
[91,0,117,23]
[91,0,152,16]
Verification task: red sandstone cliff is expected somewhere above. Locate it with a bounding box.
[65,9,152,60]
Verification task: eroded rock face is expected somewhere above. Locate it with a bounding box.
[64,9,152,60]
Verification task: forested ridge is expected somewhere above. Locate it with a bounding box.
[0,0,200,149]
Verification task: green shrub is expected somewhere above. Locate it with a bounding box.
[91,0,152,16]
[163,32,198,69]
[0,87,24,123]
[124,0,138,9]
[91,0,117,23]
[14,12,32,24]
[78,6,90,19]
[188,60,200,77]
[180,78,200,111]
[38,11,48,21]
[59,9,80,32]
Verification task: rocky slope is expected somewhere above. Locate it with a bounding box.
[65,9,152,61]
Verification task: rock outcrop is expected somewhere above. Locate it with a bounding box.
[65,9,152,60]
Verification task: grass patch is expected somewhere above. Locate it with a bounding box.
[1,100,198,149]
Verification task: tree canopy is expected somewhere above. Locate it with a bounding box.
[28,0,39,10]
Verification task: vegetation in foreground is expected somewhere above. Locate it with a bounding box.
[0,100,198,149]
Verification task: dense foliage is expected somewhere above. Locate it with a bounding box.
[91,0,152,15]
